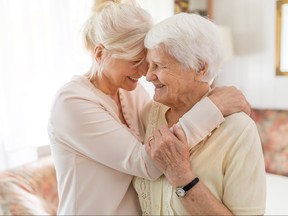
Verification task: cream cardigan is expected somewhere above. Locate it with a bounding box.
[134,102,266,215]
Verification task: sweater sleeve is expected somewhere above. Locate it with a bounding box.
[222,115,266,215]
[49,88,161,180]
[178,97,225,149]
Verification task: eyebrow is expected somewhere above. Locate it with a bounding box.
[151,60,165,66]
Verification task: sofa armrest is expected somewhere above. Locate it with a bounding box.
[0,156,58,215]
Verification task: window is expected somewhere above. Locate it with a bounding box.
[276,0,288,75]
[0,0,93,169]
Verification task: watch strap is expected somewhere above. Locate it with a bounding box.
[182,177,199,193]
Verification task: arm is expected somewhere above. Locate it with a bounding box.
[178,86,251,148]
[51,95,161,180]
[146,125,233,215]
[221,118,266,215]
[146,119,266,215]
[177,119,265,215]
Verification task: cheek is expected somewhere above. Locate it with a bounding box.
[108,68,127,83]
[162,76,179,90]
[167,87,180,99]
[118,65,132,76]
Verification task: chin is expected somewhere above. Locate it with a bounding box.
[153,95,163,103]
[123,84,137,92]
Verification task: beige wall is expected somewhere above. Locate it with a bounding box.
[213,0,288,109]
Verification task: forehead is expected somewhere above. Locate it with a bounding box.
[147,47,178,64]
[147,48,173,61]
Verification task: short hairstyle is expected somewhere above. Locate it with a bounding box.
[82,0,153,61]
[145,13,224,83]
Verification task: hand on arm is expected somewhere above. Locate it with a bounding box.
[145,125,192,187]
[145,125,233,215]
[209,86,251,116]
[178,86,250,148]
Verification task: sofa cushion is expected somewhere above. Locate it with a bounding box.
[0,156,58,215]
[251,109,288,177]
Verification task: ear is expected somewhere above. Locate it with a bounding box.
[93,44,105,64]
[195,62,208,82]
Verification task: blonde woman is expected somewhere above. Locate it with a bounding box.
[48,1,251,215]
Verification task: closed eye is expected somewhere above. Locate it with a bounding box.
[154,64,167,70]
[131,58,145,68]
[132,60,141,66]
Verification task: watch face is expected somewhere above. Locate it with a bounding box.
[176,188,185,197]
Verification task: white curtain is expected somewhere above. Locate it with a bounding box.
[139,0,174,23]
[0,0,93,169]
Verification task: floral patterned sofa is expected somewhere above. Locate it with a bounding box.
[250,108,288,177]
[249,109,288,214]
[251,108,288,215]
[0,156,58,215]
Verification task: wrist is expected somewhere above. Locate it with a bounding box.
[208,95,225,117]
[171,171,196,189]
[175,176,200,197]
[208,94,224,116]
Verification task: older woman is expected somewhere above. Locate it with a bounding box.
[133,13,266,215]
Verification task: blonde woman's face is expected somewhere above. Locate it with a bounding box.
[102,52,148,92]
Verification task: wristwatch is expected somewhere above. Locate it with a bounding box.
[175,177,199,197]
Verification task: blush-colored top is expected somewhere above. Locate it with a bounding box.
[48,75,224,215]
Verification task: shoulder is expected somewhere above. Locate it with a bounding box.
[211,112,261,153]
[223,112,257,133]
[53,75,124,109]
[53,75,97,103]
[50,75,114,120]
[216,112,262,157]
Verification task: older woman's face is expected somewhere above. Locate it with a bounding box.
[146,48,200,108]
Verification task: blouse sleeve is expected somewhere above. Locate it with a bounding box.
[50,92,161,180]
[178,97,225,149]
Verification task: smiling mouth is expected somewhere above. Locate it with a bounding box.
[155,84,165,88]
[128,76,139,81]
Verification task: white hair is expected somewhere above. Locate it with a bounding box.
[145,13,224,83]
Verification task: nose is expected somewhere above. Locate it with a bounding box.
[146,66,156,82]
[137,61,148,76]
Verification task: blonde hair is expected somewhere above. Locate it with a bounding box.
[82,0,153,77]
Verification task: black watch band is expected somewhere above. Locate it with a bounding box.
[175,177,199,197]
